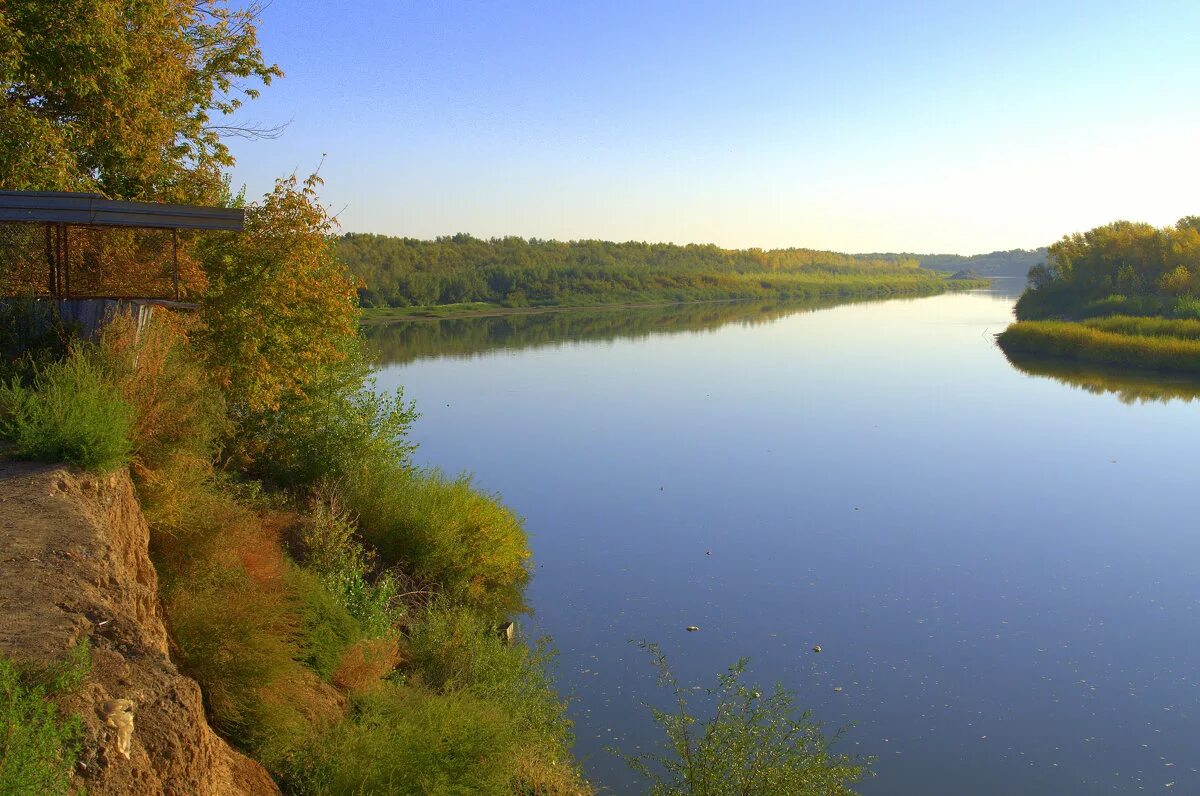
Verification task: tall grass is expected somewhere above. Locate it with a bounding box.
[0,350,133,472]
[1081,315,1200,340]
[997,319,1200,373]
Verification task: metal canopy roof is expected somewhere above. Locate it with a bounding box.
[0,190,244,231]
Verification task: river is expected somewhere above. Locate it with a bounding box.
[369,285,1200,794]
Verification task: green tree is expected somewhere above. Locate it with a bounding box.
[0,0,280,203]
[196,173,359,418]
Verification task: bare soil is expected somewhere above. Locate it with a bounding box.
[0,460,279,795]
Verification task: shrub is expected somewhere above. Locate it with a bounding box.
[621,643,869,796]
[293,489,402,638]
[345,466,531,617]
[285,683,519,795]
[0,348,133,471]
[97,312,228,477]
[167,556,299,741]
[0,643,90,796]
[406,603,568,733]
[404,602,587,795]
[1173,294,1200,319]
[153,485,306,750]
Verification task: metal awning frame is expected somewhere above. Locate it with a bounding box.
[0,191,244,300]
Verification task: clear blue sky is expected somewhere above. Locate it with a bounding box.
[227,1,1200,254]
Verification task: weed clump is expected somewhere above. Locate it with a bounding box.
[0,643,90,796]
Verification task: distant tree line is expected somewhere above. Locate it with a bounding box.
[337,233,955,308]
[860,248,1047,278]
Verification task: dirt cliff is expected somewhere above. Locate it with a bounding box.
[0,460,279,795]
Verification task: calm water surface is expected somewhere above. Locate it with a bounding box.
[370,289,1200,794]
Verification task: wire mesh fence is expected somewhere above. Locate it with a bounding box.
[0,222,205,299]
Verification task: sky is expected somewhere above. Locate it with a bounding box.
[226,1,1200,255]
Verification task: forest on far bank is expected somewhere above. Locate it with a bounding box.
[860,248,1047,278]
[337,233,978,309]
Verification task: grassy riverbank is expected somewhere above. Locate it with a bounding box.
[361,274,986,323]
[998,317,1200,374]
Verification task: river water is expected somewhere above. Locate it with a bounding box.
[369,286,1200,794]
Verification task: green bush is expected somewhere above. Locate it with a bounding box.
[0,644,90,796]
[166,553,300,742]
[1172,294,1200,319]
[0,348,133,471]
[621,643,869,796]
[238,373,418,489]
[344,466,531,617]
[284,683,518,795]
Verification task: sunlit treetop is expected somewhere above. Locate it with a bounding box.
[0,0,281,203]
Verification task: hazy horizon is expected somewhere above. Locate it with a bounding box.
[227,1,1200,256]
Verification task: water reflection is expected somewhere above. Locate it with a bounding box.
[366,296,914,366]
[1002,351,1200,404]
[374,290,1200,794]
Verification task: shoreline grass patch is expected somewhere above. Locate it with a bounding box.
[997,318,1200,374]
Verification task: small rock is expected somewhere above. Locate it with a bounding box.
[812,645,822,653]
[685,626,700,632]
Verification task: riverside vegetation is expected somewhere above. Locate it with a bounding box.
[0,184,871,795]
[998,218,1200,374]
[340,233,986,315]
[0,177,586,794]
[0,0,869,792]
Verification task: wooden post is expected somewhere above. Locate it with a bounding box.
[172,228,179,300]
[44,224,55,295]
